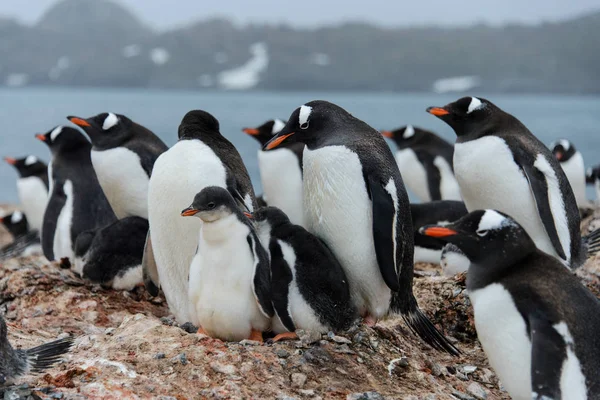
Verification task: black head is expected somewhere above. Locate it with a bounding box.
[74,230,96,258]
[550,139,576,163]
[251,206,291,228]
[178,110,221,140]
[0,211,29,237]
[242,119,286,147]
[4,155,47,178]
[587,165,600,185]
[381,125,438,149]
[264,100,351,150]
[181,186,247,223]
[426,96,504,138]
[35,126,90,154]
[419,209,536,267]
[68,112,134,149]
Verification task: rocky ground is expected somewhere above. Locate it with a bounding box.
[1,209,600,400]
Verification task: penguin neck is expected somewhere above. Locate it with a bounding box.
[466,251,534,291]
[199,214,250,244]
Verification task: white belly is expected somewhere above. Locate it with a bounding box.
[454,136,562,261]
[92,148,149,219]
[414,246,442,264]
[188,217,270,341]
[440,245,470,277]
[112,265,143,291]
[470,283,532,400]
[561,152,589,209]
[396,149,430,202]
[258,149,305,226]
[16,177,48,232]
[147,140,228,323]
[434,156,462,201]
[53,180,74,260]
[303,146,391,319]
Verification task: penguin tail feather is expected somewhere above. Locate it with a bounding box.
[0,231,40,260]
[26,336,74,373]
[394,294,460,356]
[584,227,600,256]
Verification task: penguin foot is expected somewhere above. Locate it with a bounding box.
[364,315,378,327]
[272,332,298,343]
[249,329,264,343]
[197,327,209,336]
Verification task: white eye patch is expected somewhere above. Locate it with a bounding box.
[559,139,571,151]
[299,105,312,128]
[11,211,23,224]
[478,210,510,232]
[272,119,285,134]
[50,126,63,142]
[25,155,38,166]
[467,97,484,114]
[403,125,415,139]
[103,112,119,130]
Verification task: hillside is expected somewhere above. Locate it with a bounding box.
[0,0,599,93]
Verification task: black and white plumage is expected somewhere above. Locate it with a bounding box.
[0,314,73,386]
[73,217,148,291]
[4,155,49,232]
[410,201,467,264]
[427,96,600,269]
[264,100,458,355]
[550,139,591,211]
[144,110,256,323]
[181,187,272,341]
[0,211,41,260]
[243,119,305,226]
[253,206,356,337]
[36,126,116,262]
[439,244,470,277]
[586,164,600,202]
[421,210,600,400]
[68,113,168,219]
[382,126,461,201]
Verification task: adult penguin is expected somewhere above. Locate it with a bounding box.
[35,126,116,261]
[68,112,168,219]
[550,139,591,211]
[144,110,256,323]
[264,100,458,355]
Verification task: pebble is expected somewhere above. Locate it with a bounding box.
[299,389,316,397]
[57,332,70,340]
[239,339,261,346]
[346,392,385,400]
[461,365,478,374]
[467,383,487,400]
[160,317,175,326]
[352,332,369,346]
[210,362,238,375]
[170,353,187,365]
[275,349,291,358]
[451,391,475,400]
[179,322,197,334]
[297,329,322,345]
[327,332,352,345]
[153,353,166,360]
[291,372,308,388]
[104,327,116,336]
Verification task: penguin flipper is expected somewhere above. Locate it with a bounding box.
[41,183,67,261]
[367,175,401,292]
[268,239,296,332]
[142,230,160,296]
[530,314,566,399]
[248,233,274,318]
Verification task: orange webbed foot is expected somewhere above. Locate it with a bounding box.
[272,332,298,343]
[249,329,264,343]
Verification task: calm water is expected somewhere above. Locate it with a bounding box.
[1,87,600,203]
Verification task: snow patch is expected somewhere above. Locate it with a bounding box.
[310,53,331,66]
[150,48,170,65]
[198,74,214,87]
[217,42,269,90]
[432,76,481,94]
[5,73,29,87]
[122,44,141,58]
[214,52,228,64]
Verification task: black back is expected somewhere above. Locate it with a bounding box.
[411,201,468,251]
[384,125,454,165]
[5,156,49,188]
[38,126,116,261]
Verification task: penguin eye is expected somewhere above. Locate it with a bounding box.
[207,202,216,209]
[476,229,489,237]
[300,121,309,130]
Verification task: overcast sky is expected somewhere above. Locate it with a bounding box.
[0,0,598,29]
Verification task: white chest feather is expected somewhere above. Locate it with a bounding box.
[440,247,470,277]
[257,149,305,226]
[561,152,589,209]
[303,146,391,319]
[188,215,269,340]
[433,156,462,200]
[395,149,430,202]
[553,322,588,399]
[91,148,149,219]
[16,176,48,232]
[53,180,74,260]
[112,265,143,291]
[147,140,228,323]
[454,136,569,263]
[469,283,532,399]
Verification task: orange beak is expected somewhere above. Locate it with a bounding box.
[244,212,253,219]
[265,133,294,150]
[381,130,394,138]
[243,128,260,136]
[555,152,563,161]
[35,134,46,142]
[68,116,91,127]
[4,157,16,165]
[181,207,198,217]
[422,226,458,238]
[427,107,450,117]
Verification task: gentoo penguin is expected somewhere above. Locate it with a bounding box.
[0,314,73,385]
[182,187,273,341]
[68,113,168,219]
[243,119,305,226]
[4,155,49,232]
[252,206,357,341]
[421,209,600,399]
[74,217,148,291]
[0,211,42,259]
[427,96,600,269]
[382,126,461,201]
[439,244,470,277]
[264,100,458,355]
[36,126,116,262]
[550,139,591,210]
[410,200,467,264]
[145,110,256,323]
[586,164,600,202]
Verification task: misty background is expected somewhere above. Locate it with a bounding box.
[0,0,599,93]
